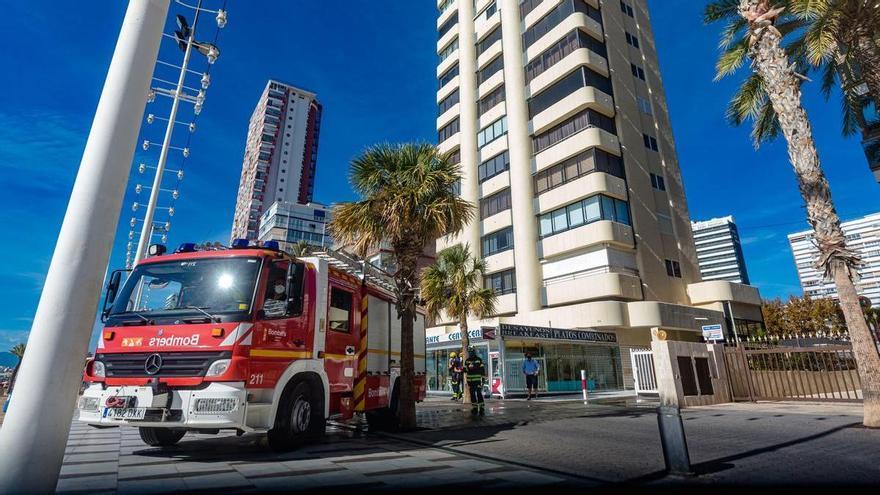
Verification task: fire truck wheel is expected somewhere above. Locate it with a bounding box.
[138,427,186,447]
[268,381,323,451]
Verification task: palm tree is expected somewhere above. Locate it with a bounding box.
[329,143,473,430]
[708,0,880,427]
[420,244,497,403]
[705,0,880,141]
[289,240,314,257]
[9,343,25,364]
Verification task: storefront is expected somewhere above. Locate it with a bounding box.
[425,324,626,397]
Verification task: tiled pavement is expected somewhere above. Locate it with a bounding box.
[59,420,577,494]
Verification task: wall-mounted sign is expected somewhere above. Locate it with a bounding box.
[426,328,483,345]
[701,324,724,342]
[498,324,618,343]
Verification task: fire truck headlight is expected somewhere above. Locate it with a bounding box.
[205,359,231,377]
[92,361,106,378]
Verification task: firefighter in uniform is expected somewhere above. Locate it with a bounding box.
[448,352,464,400]
[464,347,486,415]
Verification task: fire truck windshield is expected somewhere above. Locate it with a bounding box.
[109,257,261,319]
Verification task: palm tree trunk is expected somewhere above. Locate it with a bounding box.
[740,0,880,427]
[394,252,419,431]
[459,315,472,404]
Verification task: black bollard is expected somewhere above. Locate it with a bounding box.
[657,405,695,477]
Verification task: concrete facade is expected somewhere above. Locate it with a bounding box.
[691,216,751,284]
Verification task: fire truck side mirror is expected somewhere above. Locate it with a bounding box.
[287,262,306,316]
[101,270,124,321]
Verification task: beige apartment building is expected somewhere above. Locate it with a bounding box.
[428,0,762,396]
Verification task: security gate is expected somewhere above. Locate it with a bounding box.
[630,350,658,395]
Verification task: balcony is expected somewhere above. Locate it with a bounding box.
[480,170,510,198]
[477,40,503,72]
[528,47,609,97]
[437,0,457,28]
[437,27,458,56]
[475,9,501,42]
[478,101,506,130]
[437,103,460,129]
[524,11,604,63]
[481,209,512,237]
[535,172,627,215]
[493,292,517,316]
[530,87,615,136]
[539,220,634,259]
[533,126,620,173]
[542,271,642,307]
[485,248,515,274]
[438,132,460,154]
[478,70,504,100]
[437,48,459,78]
[437,75,460,103]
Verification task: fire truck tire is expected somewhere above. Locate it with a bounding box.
[267,380,324,451]
[138,427,186,447]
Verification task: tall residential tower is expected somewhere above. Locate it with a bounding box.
[231,80,322,240]
[426,0,763,394]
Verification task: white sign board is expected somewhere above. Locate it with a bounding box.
[701,324,724,342]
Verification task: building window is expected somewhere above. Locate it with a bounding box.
[525,29,607,84]
[620,1,634,17]
[631,63,646,81]
[538,194,631,238]
[478,116,507,148]
[665,260,682,278]
[480,188,512,219]
[485,269,516,295]
[650,173,666,191]
[482,227,514,256]
[533,109,616,153]
[528,66,613,119]
[478,151,510,182]
[477,26,502,57]
[438,88,460,115]
[447,149,461,165]
[438,13,458,39]
[439,64,459,89]
[478,56,504,85]
[478,85,505,116]
[523,0,603,49]
[520,0,543,19]
[439,38,459,63]
[643,133,659,151]
[534,148,625,195]
[438,117,460,142]
[637,96,653,115]
[625,31,640,48]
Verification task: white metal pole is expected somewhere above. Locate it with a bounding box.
[581,369,589,404]
[132,6,200,265]
[0,1,169,492]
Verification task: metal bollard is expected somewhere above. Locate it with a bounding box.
[657,405,695,476]
[580,369,589,404]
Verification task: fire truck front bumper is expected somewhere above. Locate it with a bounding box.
[76,382,248,430]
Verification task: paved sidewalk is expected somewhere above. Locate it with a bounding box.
[57,422,573,494]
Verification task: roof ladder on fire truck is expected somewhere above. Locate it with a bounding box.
[310,250,398,295]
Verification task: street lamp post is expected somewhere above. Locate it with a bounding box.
[0,1,170,492]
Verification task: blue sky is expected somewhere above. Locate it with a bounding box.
[0,0,876,350]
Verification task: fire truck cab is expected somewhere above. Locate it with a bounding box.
[78,241,427,450]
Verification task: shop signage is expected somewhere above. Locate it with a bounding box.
[498,324,618,343]
[425,328,483,345]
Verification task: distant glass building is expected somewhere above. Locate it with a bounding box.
[691,216,751,284]
[258,201,332,252]
[789,212,880,306]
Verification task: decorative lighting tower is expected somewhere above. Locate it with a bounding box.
[129,0,228,267]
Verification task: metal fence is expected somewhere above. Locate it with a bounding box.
[723,344,862,402]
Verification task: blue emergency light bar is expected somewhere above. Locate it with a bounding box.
[262,240,280,250]
[176,243,197,253]
[231,239,249,249]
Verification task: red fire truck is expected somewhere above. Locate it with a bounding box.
[77,241,427,450]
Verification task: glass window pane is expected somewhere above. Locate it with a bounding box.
[615,200,630,225]
[540,215,553,236]
[584,197,601,222]
[567,203,584,228]
[601,196,616,221]
[552,209,568,232]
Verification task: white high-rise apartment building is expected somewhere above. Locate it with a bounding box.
[427,0,763,394]
[789,212,880,306]
[691,216,751,284]
[231,80,322,241]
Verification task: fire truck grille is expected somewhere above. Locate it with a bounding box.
[96,351,232,378]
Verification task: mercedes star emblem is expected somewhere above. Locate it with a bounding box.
[144,354,163,375]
